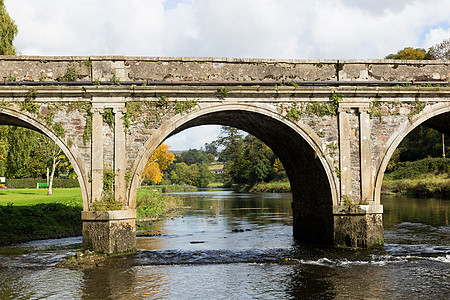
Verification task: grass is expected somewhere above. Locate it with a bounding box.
[0,187,185,244]
[207,182,224,188]
[382,173,450,198]
[140,184,197,193]
[382,158,450,198]
[238,181,291,193]
[136,189,182,221]
[0,187,82,206]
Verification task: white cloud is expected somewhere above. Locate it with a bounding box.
[424,27,450,48]
[165,125,221,151]
[4,0,450,149]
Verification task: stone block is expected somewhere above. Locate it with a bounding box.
[82,210,136,254]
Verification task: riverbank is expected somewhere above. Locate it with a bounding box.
[381,158,449,198]
[140,184,197,193]
[238,181,291,193]
[0,189,83,245]
[381,175,450,198]
[0,187,186,245]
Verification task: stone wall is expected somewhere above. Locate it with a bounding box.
[0,56,448,82]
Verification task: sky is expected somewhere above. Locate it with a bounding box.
[4,0,450,150]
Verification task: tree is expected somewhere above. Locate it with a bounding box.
[142,143,175,185]
[168,162,189,185]
[0,127,9,176]
[193,164,214,188]
[385,47,432,60]
[216,126,245,162]
[0,0,18,55]
[428,38,450,60]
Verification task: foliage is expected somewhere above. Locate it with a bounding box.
[136,190,181,220]
[4,178,79,189]
[395,125,447,163]
[102,108,115,129]
[180,148,215,165]
[214,128,284,187]
[385,47,432,60]
[142,143,175,185]
[385,157,449,180]
[0,0,18,55]
[0,188,83,243]
[57,65,81,82]
[428,38,450,60]
[382,175,450,198]
[0,203,82,242]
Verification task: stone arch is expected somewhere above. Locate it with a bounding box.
[129,103,339,244]
[374,102,450,204]
[0,107,90,210]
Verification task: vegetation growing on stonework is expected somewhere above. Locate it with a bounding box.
[57,65,82,82]
[92,167,122,211]
[123,98,198,130]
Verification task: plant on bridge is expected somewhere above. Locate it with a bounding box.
[407,98,426,122]
[92,167,123,211]
[102,108,115,129]
[57,65,82,82]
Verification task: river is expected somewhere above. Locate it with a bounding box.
[0,190,449,299]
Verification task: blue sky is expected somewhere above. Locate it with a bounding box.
[5,0,450,150]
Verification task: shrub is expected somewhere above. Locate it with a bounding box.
[5,178,79,189]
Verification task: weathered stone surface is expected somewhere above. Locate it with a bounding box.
[82,210,136,254]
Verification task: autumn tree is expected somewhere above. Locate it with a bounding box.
[0,0,18,55]
[385,47,432,60]
[142,143,175,185]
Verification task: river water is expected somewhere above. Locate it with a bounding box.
[0,190,449,299]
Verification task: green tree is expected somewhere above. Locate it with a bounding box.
[181,149,214,166]
[192,164,214,188]
[216,126,245,162]
[0,0,18,55]
[4,127,40,178]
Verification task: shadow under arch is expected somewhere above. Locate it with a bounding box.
[0,107,89,210]
[374,102,450,204]
[129,103,339,244]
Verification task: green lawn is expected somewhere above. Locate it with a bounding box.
[0,187,82,207]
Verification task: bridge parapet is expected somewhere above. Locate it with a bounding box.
[0,56,448,83]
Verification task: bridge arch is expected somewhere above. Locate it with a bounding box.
[0,107,90,210]
[129,103,340,244]
[374,102,450,204]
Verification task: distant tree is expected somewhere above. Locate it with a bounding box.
[142,143,175,185]
[181,149,215,165]
[4,127,40,178]
[202,142,219,156]
[428,38,450,60]
[0,0,18,55]
[0,127,9,176]
[385,47,432,60]
[216,126,245,162]
[193,164,214,188]
[169,162,189,185]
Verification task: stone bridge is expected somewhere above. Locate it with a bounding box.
[0,56,449,253]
